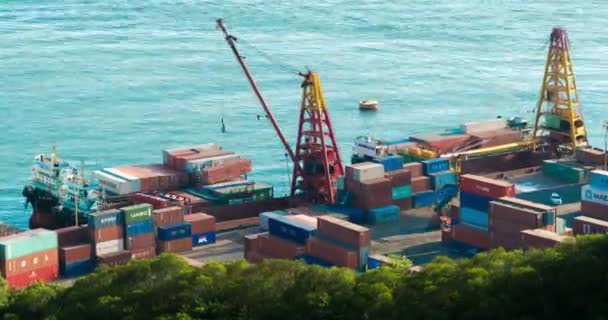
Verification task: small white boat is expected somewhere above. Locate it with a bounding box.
[359,99,379,111]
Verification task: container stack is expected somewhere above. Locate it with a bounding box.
[409,131,474,154]
[93,164,189,196]
[157,191,210,214]
[573,216,608,236]
[580,170,608,221]
[56,226,94,277]
[153,206,184,227]
[245,215,314,261]
[488,197,557,250]
[385,167,413,211]
[185,213,216,247]
[412,158,457,208]
[157,222,192,253]
[88,209,126,263]
[520,229,570,249]
[0,229,59,288]
[122,204,155,260]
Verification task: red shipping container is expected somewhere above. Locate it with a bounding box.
[184,213,216,234]
[244,233,266,252]
[581,200,608,221]
[158,238,192,253]
[89,225,124,243]
[245,250,269,264]
[412,176,432,193]
[153,206,184,226]
[97,250,132,266]
[201,159,252,185]
[393,198,413,211]
[490,231,523,250]
[450,224,490,249]
[488,202,542,229]
[161,191,210,214]
[385,169,412,187]
[497,197,557,214]
[317,215,370,248]
[351,178,392,210]
[258,234,305,259]
[129,193,173,209]
[131,246,157,260]
[306,237,358,269]
[1,248,59,277]
[5,264,59,289]
[125,233,156,250]
[59,244,92,264]
[216,217,260,231]
[573,216,608,236]
[56,226,89,247]
[460,174,515,198]
[403,162,423,178]
[521,229,568,249]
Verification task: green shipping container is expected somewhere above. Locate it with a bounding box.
[543,114,562,130]
[0,229,58,260]
[121,203,153,224]
[337,176,345,191]
[542,161,585,184]
[392,185,413,200]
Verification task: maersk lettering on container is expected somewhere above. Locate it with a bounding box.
[582,185,608,206]
[590,170,608,190]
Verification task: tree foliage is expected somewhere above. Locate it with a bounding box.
[1,235,608,319]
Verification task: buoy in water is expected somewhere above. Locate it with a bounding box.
[359,99,379,111]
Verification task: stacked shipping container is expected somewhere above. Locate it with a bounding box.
[157,222,192,253]
[56,226,94,277]
[580,170,608,221]
[88,209,126,262]
[185,213,217,247]
[122,204,155,260]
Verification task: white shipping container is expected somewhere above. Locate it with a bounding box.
[582,184,608,206]
[352,163,385,182]
[460,119,507,134]
[94,170,133,195]
[103,168,141,193]
[94,239,125,256]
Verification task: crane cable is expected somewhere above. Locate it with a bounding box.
[237,38,301,75]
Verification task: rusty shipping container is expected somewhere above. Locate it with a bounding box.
[490,231,523,250]
[393,198,413,211]
[573,216,608,236]
[5,264,59,289]
[89,225,124,243]
[125,233,155,250]
[306,237,358,269]
[580,200,608,221]
[521,229,569,249]
[244,233,266,252]
[450,223,490,249]
[131,246,157,260]
[97,250,132,266]
[488,202,542,228]
[56,226,89,247]
[317,216,370,249]
[0,248,58,278]
[184,213,216,234]
[403,162,424,178]
[384,168,412,187]
[59,244,92,264]
[460,174,515,198]
[412,176,432,193]
[258,234,305,259]
[351,177,392,210]
[201,159,252,185]
[153,206,184,226]
[158,237,192,253]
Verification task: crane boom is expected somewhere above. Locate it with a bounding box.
[216,18,298,165]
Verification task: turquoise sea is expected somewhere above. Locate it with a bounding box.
[1,1,608,229]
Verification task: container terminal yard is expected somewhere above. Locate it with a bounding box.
[2,22,608,288]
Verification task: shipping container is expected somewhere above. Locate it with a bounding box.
[421,158,450,175]
[460,192,493,212]
[490,231,523,250]
[337,176,345,191]
[131,246,156,260]
[121,203,153,224]
[460,174,515,198]
[89,225,124,243]
[93,239,124,256]
[258,234,305,259]
[295,254,334,267]
[413,191,436,208]
[367,254,395,270]
[351,178,393,210]
[450,223,490,249]
[129,192,174,209]
[372,155,404,172]
[346,162,385,182]
[88,209,123,229]
[61,259,95,278]
[153,206,184,226]
[393,198,413,211]
[428,170,457,190]
[125,233,155,250]
[97,250,131,266]
[573,216,608,236]
[286,214,318,228]
[520,229,569,249]
[5,264,59,289]
[192,231,217,247]
[244,233,265,252]
[268,215,316,245]
[317,216,370,249]
[460,207,488,230]
[93,169,139,195]
[581,184,608,206]
[0,229,58,261]
[259,211,290,230]
[384,168,412,187]
[157,222,192,241]
[460,150,552,175]
[488,201,542,229]
[412,176,432,193]
[200,158,252,185]
[306,237,358,269]
[0,248,58,278]
[184,152,239,173]
[403,162,423,178]
[111,165,189,192]
[125,220,154,237]
[162,143,221,167]
[575,147,606,165]
[55,226,89,247]
[367,205,400,224]
[184,213,216,234]
[59,244,91,265]
[581,200,608,221]
[158,237,192,253]
[590,170,608,190]
[391,185,413,200]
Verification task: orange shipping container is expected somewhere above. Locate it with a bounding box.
[450,224,490,249]
[158,238,192,253]
[306,237,358,269]
[0,248,59,278]
[412,176,432,193]
[201,159,253,185]
[258,234,305,259]
[89,225,124,243]
[153,206,184,226]
[184,213,216,234]
[317,215,370,248]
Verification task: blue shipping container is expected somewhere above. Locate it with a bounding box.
[367,205,400,224]
[157,223,192,241]
[460,191,493,212]
[428,170,457,190]
[296,254,334,267]
[590,170,608,189]
[88,209,123,229]
[268,215,316,245]
[192,231,217,247]
[61,259,96,278]
[460,207,488,230]
[367,256,382,270]
[373,155,404,172]
[125,220,154,237]
[422,158,450,175]
[413,191,437,208]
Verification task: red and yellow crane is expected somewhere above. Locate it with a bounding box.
[216,19,344,204]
